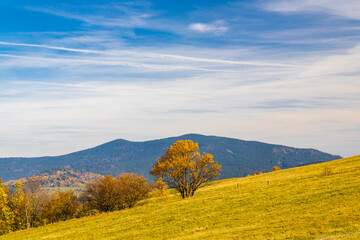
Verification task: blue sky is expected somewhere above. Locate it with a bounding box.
[0,0,359,157]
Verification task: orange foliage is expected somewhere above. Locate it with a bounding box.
[81,173,152,212]
[43,191,79,223]
[272,166,281,172]
[154,178,169,198]
[150,140,221,198]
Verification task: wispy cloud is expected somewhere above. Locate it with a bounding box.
[189,20,228,35]
[26,5,154,28]
[23,4,184,38]
[0,41,301,68]
[0,0,359,158]
[0,41,99,54]
[263,0,360,20]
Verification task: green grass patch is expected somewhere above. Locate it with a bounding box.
[1,155,359,239]
[44,186,85,195]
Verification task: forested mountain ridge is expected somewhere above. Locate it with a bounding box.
[0,134,341,182]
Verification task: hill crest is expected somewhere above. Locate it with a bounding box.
[0,134,341,182]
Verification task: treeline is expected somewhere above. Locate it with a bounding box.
[0,173,153,235]
[5,167,103,188]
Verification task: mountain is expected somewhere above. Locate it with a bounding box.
[5,167,103,188]
[0,134,341,182]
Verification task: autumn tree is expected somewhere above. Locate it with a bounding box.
[0,179,14,235]
[154,178,169,198]
[81,173,151,212]
[117,173,152,208]
[8,181,26,231]
[43,191,79,223]
[272,166,281,172]
[150,140,221,198]
[81,175,119,212]
[24,176,46,228]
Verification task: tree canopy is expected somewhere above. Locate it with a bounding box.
[0,180,14,234]
[81,173,152,212]
[150,140,221,198]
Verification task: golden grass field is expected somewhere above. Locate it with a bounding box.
[1,155,359,240]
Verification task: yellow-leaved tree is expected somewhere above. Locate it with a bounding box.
[154,178,169,198]
[8,181,26,231]
[43,191,79,223]
[150,140,221,198]
[0,179,14,235]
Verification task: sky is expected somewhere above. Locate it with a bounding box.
[0,0,359,158]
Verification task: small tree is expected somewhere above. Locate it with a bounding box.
[253,170,263,176]
[272,166,281,172]
[0,179,14,235]
[81,173,152,212]
[154,178,169,198]
[117,173,152,208]
[150,140,221,198]
[8,181,26,231]
[81,175,119,212]
[24,176,47,229]
[43,191,79,223]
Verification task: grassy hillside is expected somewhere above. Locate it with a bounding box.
[1,155,359,240]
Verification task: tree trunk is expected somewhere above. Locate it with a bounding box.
[181,191,185,198]
[25,206,30,229]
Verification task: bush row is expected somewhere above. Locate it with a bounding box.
[0,173,152,235]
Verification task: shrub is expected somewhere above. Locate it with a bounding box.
[81,173,152,212]
[42,191,79,223]
[81,175,119,212]
[272,166,281,171]
[75,204,99,218]
[253,170,263,176]
[117,173,153,208]
[154,178,169,198]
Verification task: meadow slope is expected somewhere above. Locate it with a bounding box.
[1,155,359,240]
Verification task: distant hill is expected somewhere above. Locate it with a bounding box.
[0,134,341,182]
[5,167,103,188]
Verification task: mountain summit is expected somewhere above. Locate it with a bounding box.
[0,134,341,182]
